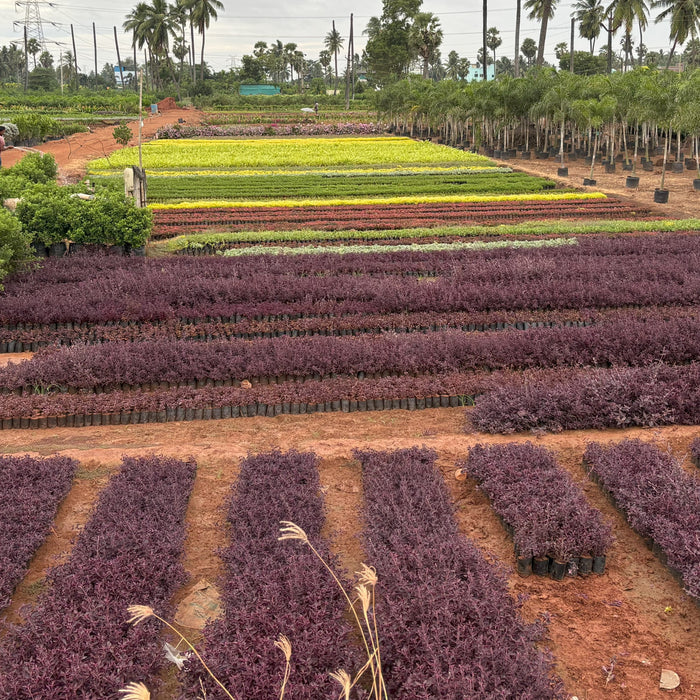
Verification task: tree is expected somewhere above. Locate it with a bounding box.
[364,0,422,85]
[190,0,224,82]
[515,0,523,76]
[409,12,443,79]
[319,49,332,85]
[325,23,344,95]
[445,50,460,79]
[682,36,700,65]
[554,41,569,59]
[457,57,471,80]
[486,26,502,73]
[525,0,558,66]
[26,38,40,69]
[38,51,53,69]
[521,37,537,67]
[558,49,608,72]
[609,0,649,69]
[573,0,605,53]
[653,0,700,67]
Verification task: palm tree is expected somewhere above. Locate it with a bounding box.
[514,0,523,76]
[190,0,224,82]
[409,12,443,79]
[26,38,40,69]
[446,50,460,79]
[653,0,700,67]
[325,22,343,95]
[525,0,559,66]
[609,0,649,69]
[486,26,502,74]
[573,0,606,53]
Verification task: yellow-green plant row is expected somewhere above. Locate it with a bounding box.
[89,137,495,171]
[150,191,606,210]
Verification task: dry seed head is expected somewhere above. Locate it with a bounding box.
[356,563,378,587]
[355,584,372,615]
[329,669,352,700]
[278,521,309,544]
[126,605,155,626]
[274,634,292,662]
[118,681,151,700]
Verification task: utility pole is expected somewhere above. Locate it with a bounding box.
[23,25,28,90]
[607,12,612,74]
[570,17,575,72]
[482,0,487,81]
[345,14,353,109]
[93,22,98,78]
[70,24,78,87]
[114,26,125,88]
[514,0,521,78]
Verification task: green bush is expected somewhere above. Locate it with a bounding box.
[71,191,152,247]
[0,174,33,199]
[15,184,77,246]
[0,207,31,288]
[10,153,58,184]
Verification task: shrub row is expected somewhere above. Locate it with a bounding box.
[356,447,565,698]
[156,218,700,252]
[0,455,76,610]
[2,235,698,325]
[691,438,700,468]
[0,455,196,698]
[6,304,675,350]
[151,197,646,236]
[459,443,612,578]
[3,316,698,395]
[471,363,700,433]
[183,451,359,698]
[0,369,499,425]
[584,440,700,600]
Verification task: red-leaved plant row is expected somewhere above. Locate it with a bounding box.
[3,305,696,352]
[0,369,507,426]
[583,439,700,600]
[1,234,699,326]
[459,443,612,578]
[470,362,700,434]
[0,455,76,611]
[2,316,699,395]
[355,447,566,698]
[182,450,361,698]
[151,197,651,236]
[0,455,196,699]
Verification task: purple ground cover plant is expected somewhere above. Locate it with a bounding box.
[2,315,699,394]
[459,443,612,561]
[471,363,700,433]
[584,439,700,600]
[181,450,362,699]
[690,437,700,467]
[0,454,76,610]
[1,234,699,325]
[354,447,565,699]
[0,455,196,699]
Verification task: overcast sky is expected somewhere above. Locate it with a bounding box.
[1,0,678,74]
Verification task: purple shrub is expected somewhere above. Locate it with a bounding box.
[182,450,361,699]
[691,438,700,467]
[0,455,76,610]
[355,447,565,699]
[471,363,700,433]
[460,443,612,561]
[0,455,196,699]
[584,439,700,599]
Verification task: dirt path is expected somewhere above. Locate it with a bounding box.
[1,413,699,699]
[1,106,203,182]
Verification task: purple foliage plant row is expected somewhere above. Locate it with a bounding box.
[470,362,700,434]
[355,447,566,699]
[0,455,76,611]
[0,305,693,351]
[2,234,700,325]
[690,437,700,467]
[182,450,362,699]
[459,443,612,577]
[3,315,699,394]
[583,440,700,600]
[0,455,196,699]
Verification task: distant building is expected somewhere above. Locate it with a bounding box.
[465,65,495,82]
[239,84,281,95]
[114,67,135,88]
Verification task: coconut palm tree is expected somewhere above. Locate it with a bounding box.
[486,26,502,74]
[609,0,649,69]
[525,0,559,66]
[325,22,344,95]
[190,0,223,82]
[573,0,606,53]
[653,0,700,67]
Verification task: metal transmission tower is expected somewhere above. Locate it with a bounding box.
[15,0,50,51]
